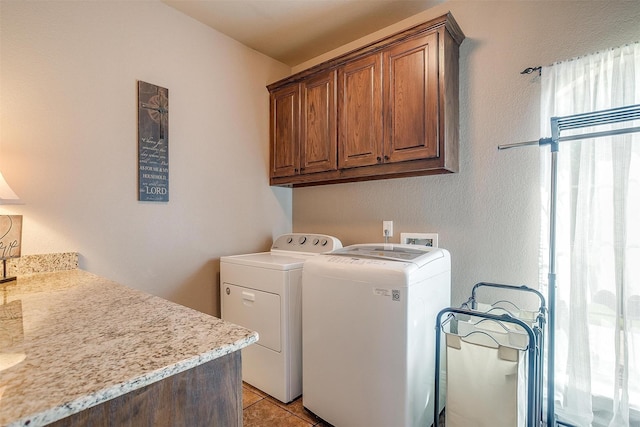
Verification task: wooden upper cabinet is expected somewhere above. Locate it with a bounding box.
[270,71,337,179]
[339,34,438,169]
[338,53,383,169]
[267,12,464,187]
[300,70,338,174]
[384,32,439,163]
[270,84,299,178]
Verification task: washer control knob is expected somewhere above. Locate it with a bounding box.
[312,238,320,245]
[286,236,293,244]
[298,236,307,244]
[321,239,328,246]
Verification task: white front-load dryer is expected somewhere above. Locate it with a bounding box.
[302,244,451,427]
[220,233,341,403]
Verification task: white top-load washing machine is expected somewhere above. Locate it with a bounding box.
[302,243,451,427]
[220,233,342,403]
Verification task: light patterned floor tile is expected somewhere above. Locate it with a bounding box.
[243,399,313,427]
[243,387,263,409]
[265,395,325,425]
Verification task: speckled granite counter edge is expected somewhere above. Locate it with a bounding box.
[5,252,78,275]
[15,334,258,427]
[2,266,258,427]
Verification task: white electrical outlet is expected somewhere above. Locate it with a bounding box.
[383,220,393,237]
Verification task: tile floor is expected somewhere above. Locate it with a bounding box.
[242,382,446,427]
[242,383,332,427]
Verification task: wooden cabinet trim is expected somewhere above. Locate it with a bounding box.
[269,156,454,187]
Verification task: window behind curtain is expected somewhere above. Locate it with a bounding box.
[539,43,640,427]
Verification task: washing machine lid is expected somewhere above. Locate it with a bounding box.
[220,252,308,270]
[330,244,441,265]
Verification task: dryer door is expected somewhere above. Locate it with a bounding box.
[221,283,281,352]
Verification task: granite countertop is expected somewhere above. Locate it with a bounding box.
[0,268,257,427]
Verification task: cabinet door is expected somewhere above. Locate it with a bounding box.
[384,32,439,163]
[300,70,337,174]
[270,84,300,178]
[338,53,383,169]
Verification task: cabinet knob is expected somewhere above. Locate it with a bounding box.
[384,155,389,161]
[294,168,299,173]
[377,156,382,162]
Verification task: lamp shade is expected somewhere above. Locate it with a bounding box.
[0,171,20,204]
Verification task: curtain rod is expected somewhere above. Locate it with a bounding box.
[522,43,640,77]
[521,66,542,76]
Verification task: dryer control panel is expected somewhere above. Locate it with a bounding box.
[270,233,342,254]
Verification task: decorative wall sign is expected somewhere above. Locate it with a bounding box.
[0,215,22,259]
[138,81,169,202]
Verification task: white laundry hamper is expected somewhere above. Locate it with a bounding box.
[445,319,529,427]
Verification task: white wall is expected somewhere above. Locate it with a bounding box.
[3,1,638,315]
[0,1,292,316]
[291,1,640,306]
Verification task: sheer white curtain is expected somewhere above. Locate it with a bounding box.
[540,43,640,427]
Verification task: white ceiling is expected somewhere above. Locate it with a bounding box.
[162,0,444,67]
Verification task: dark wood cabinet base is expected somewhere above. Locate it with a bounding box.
[49,352,242,427]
